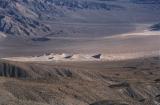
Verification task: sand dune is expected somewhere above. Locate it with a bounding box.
[2,50,160,62]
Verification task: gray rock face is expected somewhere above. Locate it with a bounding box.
[92,54,101,59]
[0,0,125,37]
[90,100,128,105]
[0,61,28,78]
[0,0,50,37]
[131,0,160,4]
[0,0,159,38]
[150,23,160,31]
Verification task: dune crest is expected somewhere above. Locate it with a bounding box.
[2,51,160,62]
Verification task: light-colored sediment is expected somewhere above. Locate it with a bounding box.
[2,50,160,62]
[1,29,160,62]
[0,32,6,39]
[104,30,160,39]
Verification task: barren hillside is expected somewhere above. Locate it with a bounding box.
[0,56,160,105]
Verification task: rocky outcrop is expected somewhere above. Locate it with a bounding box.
[150,23,160,31]
[90,100,128,105]
[131,0,160,4]
[92,54,101,59]
[0,0,50,37]
[0,0,159,38]
[0,0,125,37]
[0,61,28,78]
[0,60,75,80]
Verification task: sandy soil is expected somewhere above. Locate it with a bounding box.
[0,31,160,58]
[2,50,160,62]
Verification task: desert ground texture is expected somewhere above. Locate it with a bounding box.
[0,56,160,105]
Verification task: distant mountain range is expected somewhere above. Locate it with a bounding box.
[0,0,160,38]
[132,0,160,4]
[0,0,51,37]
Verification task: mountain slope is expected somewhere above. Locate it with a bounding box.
[0,0,160,38]
[0,0,50,37]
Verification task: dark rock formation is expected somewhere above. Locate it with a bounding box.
[155,94,160,103]
[90,100,128,105]
[0,0,51,37]
[150,23,160,31]
[0,62,28,78]
[108,82,130,88]
[92,54,102,59]
[0,0,125,37]
[31,37,50,42]
[131,0,160,4]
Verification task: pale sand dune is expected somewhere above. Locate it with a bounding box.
[2,50,160,62]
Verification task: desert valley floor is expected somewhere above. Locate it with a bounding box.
[0,26,160,105]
